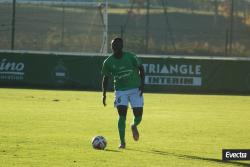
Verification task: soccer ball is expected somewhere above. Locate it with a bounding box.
[91,136,107,150]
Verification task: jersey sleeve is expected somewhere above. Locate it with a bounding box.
[131,53,142,67]
[101,60,111,76]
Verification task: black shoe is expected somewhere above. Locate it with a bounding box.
[118,143,126,149]
[131,125,139,141]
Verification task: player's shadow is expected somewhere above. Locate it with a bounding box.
[126,148,250,167]
[105,149,121,153]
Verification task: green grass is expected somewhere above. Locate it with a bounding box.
[0,88,249,167]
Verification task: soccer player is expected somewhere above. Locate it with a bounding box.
[101,37,145,149]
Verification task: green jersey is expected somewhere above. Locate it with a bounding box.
[102,52,142,91]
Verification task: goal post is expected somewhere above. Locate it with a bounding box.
[100,0,108,56]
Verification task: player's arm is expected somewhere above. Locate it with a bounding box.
[102,75,109,106]
[138,65,145,96]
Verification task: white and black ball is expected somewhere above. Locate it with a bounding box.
[91,136,107,150]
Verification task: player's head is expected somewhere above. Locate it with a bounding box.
[111,37,123,54]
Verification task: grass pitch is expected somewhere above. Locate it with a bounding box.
[0,88,249,167]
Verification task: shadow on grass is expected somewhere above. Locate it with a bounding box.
[105,149,121,153]
[126,148,250,167]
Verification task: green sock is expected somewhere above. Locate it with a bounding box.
[133,116,142,126]
[118,116,126,144]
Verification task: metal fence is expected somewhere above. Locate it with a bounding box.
[1,0,250,57]
[0,0,107,53]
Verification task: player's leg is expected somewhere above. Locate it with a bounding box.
[131,107,143,141]
[132,107,143,126]
[115,91,129,148]
[117,105,127,148]
[129,88,144,141]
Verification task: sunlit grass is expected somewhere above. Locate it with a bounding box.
[0,88,249,167]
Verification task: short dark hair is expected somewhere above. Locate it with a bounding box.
[111,37,123,50]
